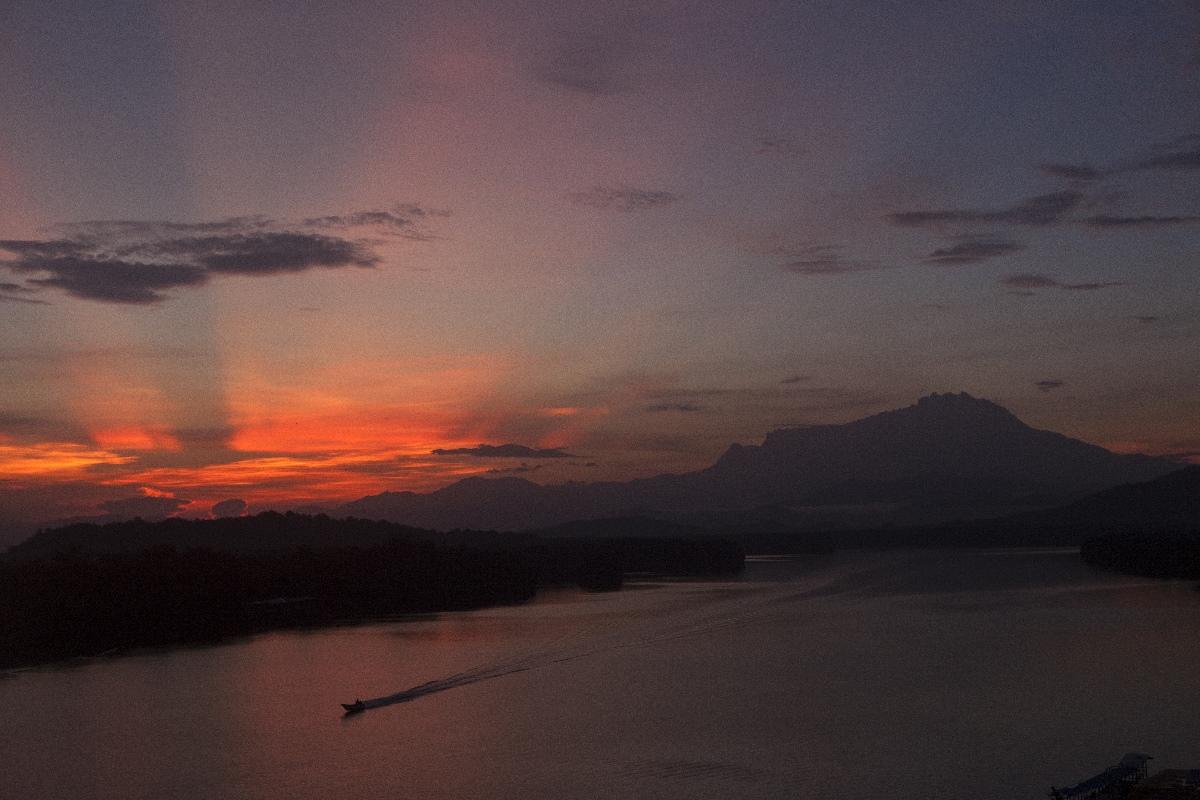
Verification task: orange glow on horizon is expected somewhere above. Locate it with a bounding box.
[1099,440,1199,465]
[106,450,492,506]
[228,413,454,455]
[4,343,612,507]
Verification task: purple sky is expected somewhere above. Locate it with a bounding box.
[0,0,1198,534]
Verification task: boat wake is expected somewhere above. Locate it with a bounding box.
[340,576,824,714]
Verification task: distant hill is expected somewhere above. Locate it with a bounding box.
[1,512,438,562]
[822,465,1200,550]
[333,393,1178,532]
[1070,466,1200,579]
[1024,464,1200,535]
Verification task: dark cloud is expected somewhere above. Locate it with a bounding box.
[1131,149,1200,171]
[194,232,375,276]
[569,186,680,211]
[97,495,190,519]
[303,206,441,233]
[886,190,1084,229]
[1061,281,1129,291]
[486,463,544,474]
[923,238,1023,266]
[781,375,813,384]
[2,252,209,304]
[1082,214,1200,229]
[1035,380,1064,392]
[533,32,629,94]
[1035,163,1102,181]
[1001,273,1128,293]
[1130,315,1160,323]
[0,208,435,304]
[645,402,705,412]
[211,498,248,518]
[35,494,193,530]
[430,444,576,458]
[781,244,882,275]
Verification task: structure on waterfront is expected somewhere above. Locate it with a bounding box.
[1127,768,1200,800]
[1051,754,1152,799]
[1052,755,1200,800]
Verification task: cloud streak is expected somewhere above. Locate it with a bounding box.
[569,186,680,211]
[0,208,435,304]
[886,191,1084,229]
[1001,273,1128,293]
[781,244,884,275]
[486,463,544,474]
[922,238,1023,266]
[430,444,577,458]
[1081,214,1200,230]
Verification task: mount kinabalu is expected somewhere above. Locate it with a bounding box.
[333,393,1178,532]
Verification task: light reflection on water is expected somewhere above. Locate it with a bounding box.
[3,549,1199,800]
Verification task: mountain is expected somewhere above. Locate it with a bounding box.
[333,393,1179,532]
[699,392,1169,504]
[1022,463,1200,535]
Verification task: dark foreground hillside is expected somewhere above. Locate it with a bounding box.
[0,512,743,670]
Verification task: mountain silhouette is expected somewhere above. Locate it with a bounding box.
[333,393,1178,531]
[1019,463,1200,535]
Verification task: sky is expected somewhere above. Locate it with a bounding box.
[1,0,1199,534]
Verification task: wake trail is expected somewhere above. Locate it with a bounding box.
[345,578,821,713]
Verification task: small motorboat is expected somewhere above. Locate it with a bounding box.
[341,699,366,713]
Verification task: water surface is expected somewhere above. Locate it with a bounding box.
[3,549,1199,799]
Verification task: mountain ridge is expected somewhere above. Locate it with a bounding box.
[332,392,1178,531]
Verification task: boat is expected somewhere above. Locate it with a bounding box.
[341,699,366,713]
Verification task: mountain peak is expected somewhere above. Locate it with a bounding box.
[909,391,1019,421]
[915,391,985,407]
[886,392,1027,431]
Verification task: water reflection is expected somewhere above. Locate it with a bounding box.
[2,549,1200,800]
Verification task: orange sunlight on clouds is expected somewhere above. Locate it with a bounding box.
[0,439,134,482]
[110,450,489,506]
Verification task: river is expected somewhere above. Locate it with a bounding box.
[3,548,1199,799]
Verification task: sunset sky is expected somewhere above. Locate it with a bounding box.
[1,0,1199,536]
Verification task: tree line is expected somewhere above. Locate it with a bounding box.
[0,512,743,669]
